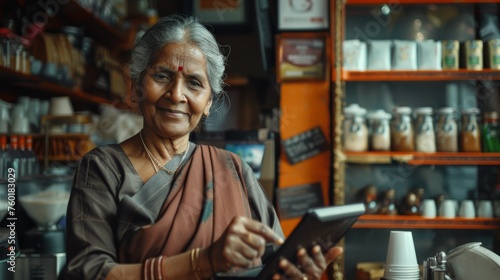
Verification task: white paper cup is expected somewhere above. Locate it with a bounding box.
[49,96,74,116]
[477,200,493,218]
[421,199,436,218]
[459,200,475,219]
[10,116,30,134]
[384,231,418,267]
[439,199,456,218]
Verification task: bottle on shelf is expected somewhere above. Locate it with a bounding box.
[367,110,392,151]
[363,185,379,214]
[414,107,436,153]
[17,134,27,178]
[482,112,500,152]
[391,106,414,152]
[461,108,482,152]
[343,104,368,152]
[0,134,7,179]
[5,134,19,177]
[378,188,398,216]
[24,134,39,176]
[436,107,458,152]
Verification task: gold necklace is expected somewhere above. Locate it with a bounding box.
[139,130,189,174]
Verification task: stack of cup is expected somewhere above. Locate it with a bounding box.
[383,231,420,280]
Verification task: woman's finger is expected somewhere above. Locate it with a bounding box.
[323,246,344,264]
[279,258,306,279]
[240,217,284,244]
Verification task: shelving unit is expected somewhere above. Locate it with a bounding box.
[331,0,500,279]
[355,215,500,229]
[341,70,500,81]
[344,151,500,165]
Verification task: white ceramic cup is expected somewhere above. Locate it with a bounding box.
[477,200,493,218]
[439,199,456,218]
[385,231,419,267]
[421,199,437,218]
[459,200,475,219]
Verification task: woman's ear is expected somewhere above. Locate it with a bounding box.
[204,98,213,116]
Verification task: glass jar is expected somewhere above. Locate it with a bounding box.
[343,104,368,152]
[460,108,482,152]
[482,111,500,152]
[367,110,391,151]
[391,106,414,151]
[0,28,11,68]
[414,107,436,153]
[436,107,458,152]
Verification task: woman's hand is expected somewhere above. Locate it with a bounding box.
[272,245,343,280]
[208,217,284,272]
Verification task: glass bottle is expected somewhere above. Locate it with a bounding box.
[391,106,414,151]
[482,112,500,152]
[25,135,39,176]
[343,104,368,152]
[436,107,458,152]
[0,135,7,179]
[461,108,482,152]
[367,110,391,151]
[414,107,436,153]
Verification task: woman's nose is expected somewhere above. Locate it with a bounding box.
[166,80,186,102]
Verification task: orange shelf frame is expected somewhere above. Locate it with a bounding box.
[345,151,500,165]
[354,214,500,230]
[339,70,500,82]
[346,0,498,4]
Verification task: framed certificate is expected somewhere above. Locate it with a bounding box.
[278,0,329,30]
[276,33,329,82]
[185,0,251,33]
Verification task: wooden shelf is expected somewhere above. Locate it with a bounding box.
[340,70,500,82]
[57,0,133,50]
[354,214,500,230]
[0,66,128,108]
[345,151,500,165]
[346,0,497,4]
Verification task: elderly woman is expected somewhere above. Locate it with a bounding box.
[64,15,342,280]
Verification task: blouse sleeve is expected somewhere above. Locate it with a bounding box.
[64,151,120,280]
[241,161,284,239]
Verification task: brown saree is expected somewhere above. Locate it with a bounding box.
[117,145,253,262]
[65,143,282,280]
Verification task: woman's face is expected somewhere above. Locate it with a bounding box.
[136,42,213,139]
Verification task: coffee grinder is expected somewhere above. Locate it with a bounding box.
[15,174,72,280]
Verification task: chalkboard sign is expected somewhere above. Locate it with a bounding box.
[282,126,329,164]
[277,183,324,219]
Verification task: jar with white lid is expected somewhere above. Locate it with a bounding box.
[343,104,368,152]
[367,110,391,151]
[461,108,481,152]
[391,106,414,151]
[414,107,436,153]
[436,107,458,152]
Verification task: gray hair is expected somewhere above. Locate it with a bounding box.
[129,15,226,97]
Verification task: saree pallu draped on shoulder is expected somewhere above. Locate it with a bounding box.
[118,145,252,262]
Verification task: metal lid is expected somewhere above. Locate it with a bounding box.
[367,109,391,120]
[414,107,433,115]
[461,108,480,115]
[393,106,412,115]
[344,104,367,116]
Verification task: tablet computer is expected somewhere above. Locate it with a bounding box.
[214,203,366,279]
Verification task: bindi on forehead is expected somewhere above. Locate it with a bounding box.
[178,66,183,72]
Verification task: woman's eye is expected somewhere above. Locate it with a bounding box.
[188,79,202,87]
[153,73,169,82]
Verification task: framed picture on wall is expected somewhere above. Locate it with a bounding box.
[276,33,329,82]
[278,0,329,31]
[185,0,252,33]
